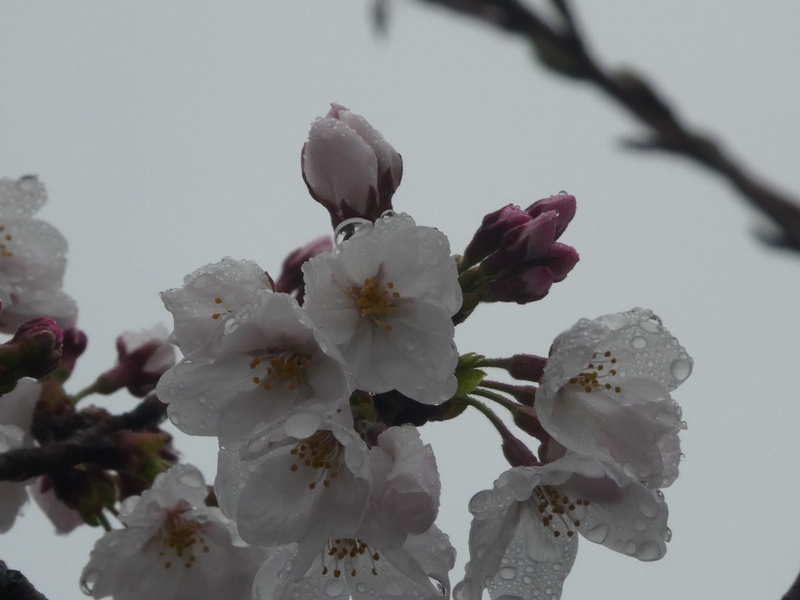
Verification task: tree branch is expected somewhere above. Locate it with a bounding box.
[412,0,800,251]
[0,561,49,600]
[0,394,166,482]
[784,568,800,600]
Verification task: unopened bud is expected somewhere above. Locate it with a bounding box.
[302,103,402,226]
[513,406,550,443]
[0,318,63,392]
[501,430,540,467]
[525,193,576,239]
[462,204,530,268]
[274,236,333,302]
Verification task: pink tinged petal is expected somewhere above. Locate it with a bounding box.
[336,108,403,190]
[525,193,577,239]
[303,117,379,215]
[0,176,47,218]
[500,210,558,263]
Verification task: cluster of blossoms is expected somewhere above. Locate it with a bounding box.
[0,105,693,600]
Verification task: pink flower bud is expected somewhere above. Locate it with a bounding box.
[462,204,531,268]
[8,317,63,379]
[480,265,554,304]
[525,193,576,239]
[274,235,333,302]
[302,103,402,226]
[500,210,558,263]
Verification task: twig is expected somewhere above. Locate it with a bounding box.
[783,568,800,600]
[0,561,49,600]
[411,0,800,251]
[0,394,166,482]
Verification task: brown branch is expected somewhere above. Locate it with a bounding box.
[412,0,800,251]
[0,394,166,482]
[0,561,49,600]
[784,568,800,600]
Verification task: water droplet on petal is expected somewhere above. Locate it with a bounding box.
[170,412,182,426]
[430,577,447,596]
[551,563,562,572]
[177,469,205,488]
[656,490,665,500]
[324,578,346,597]
[638,495,659,518]
[670,358,692,381]
[197,392,208,405]
[80,571,99,595]
[380,210,397,219]
[636,540,663,561]
[623,540,637,555]
[583,523,609,543]
[498,566,517,580]
[662,526,673,542]
[631,336,647,349]
[356,583,367,593]
[334,218,369,247]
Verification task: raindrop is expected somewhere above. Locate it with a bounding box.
[623,540,637,556]
[637,495,658,518]
[430,577,448,596]
[522,575,533,584]
[631,336,647,349]
[557,190,569,195]
[551,563,562,572]
[170,412,182,426]
[655,490,665,500]
[662,526,673,542]
[583,523,609,543]
[669,358,692,381]
[498,566,517,580]
[177,469,205,488]
[636,540,663,561]
[404,338,417,350]
[356,582,367,593]
[197,392,208,405]
[334,218,369,247]
[324,578,346,597]
[380,210,398,219]
[80,571,98,595]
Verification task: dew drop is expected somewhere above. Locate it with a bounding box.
[404,338,417,350]
[380,210,398,219]
[170,412,182,426]
[636,540,663,561]
[356,582,367,593]
[334,218,369,247]
[557,190,569,195]
[324,578,346,597]
[498,566,517,580]
[551,563,562,572]
[430,577,447,596]
[656,490,665,500]
[197,392,208,405]
[631,336,647,349]
[177,469,205,488]
[670,358,692,381]
[522,575,533,584]
[583,523,609,543]
[623,540,637,556]
[662,526,673,542]
[637,495,659,518]
[80,571,98,595]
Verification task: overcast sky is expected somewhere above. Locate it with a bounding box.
[2,2,800,599]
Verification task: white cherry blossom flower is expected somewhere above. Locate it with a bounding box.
[359,425,441,549]
[215,412,372,577]
[0,176,77,332]
[160,257,272,357]
[455,453,670,600]
[252,525,456,600]
[536,308,692,488]
[303,213,462,404]
[80,464,268,600]
[0,378,40,532]
[157,291,351,444]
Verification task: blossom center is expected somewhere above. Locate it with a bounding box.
[210,296,228,320]
[289,431,342,490]
[568,350,621,394]
[348,277,400,331]
[321,538,382,578]
[250,349,311,391]
[153,510,210,569]
[532,485,589,539]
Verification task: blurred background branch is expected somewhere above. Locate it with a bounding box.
[0,561,49,600]
[378,0,800,252]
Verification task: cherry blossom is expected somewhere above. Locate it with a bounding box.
[157,291,351,444]
[252,525,456,600]
[455,453,669,600]
[536,308,692,488]
[0,176,77,332]
[80,464,268,600]
[215,412,372,577]
[303,213,461,404]
[160,257,272,357]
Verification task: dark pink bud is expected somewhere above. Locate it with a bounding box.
[480,265,553,304]
[96,326,175,397]
[513,406,550,443]
[501,431,540,467]
[505,354,547,382]
[546,243,580,282]
[500,210,558,263]
[525,193,576,239]
[462,204,531,268]
[274,236,333,302]
[0,318,63,385]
